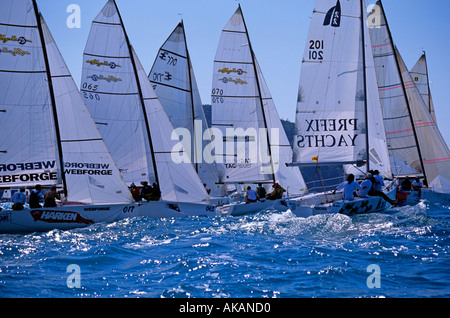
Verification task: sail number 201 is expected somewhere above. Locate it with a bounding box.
[308,40,324,60]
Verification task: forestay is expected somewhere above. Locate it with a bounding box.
[0,0,133,204]
[82,0,210,203]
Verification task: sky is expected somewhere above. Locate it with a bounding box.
[36,0,450,146]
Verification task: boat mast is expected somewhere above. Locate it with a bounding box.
[378,0,427,181]
[360,0,370,173]
[112,0,160,186]
[32,0,68,195]
[180,20,199,172]
[239,4,276,184]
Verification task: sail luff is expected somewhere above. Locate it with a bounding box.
[238,5,276,184]
[32,1,67,193]
[111,0,160,187]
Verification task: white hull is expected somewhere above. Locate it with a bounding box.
[217,198,297,216]
[292,186,397,218]
[0,202,138,234]
[0,199,230,233]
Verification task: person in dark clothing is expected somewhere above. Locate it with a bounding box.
[29,184,44,208]
[149,183,161,201]
[401,177,412,191]
[256,183,266,201]
[140,181,152,201]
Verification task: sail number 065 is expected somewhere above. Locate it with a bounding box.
[308,40,324,60]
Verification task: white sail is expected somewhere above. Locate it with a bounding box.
[212,6,306,195]
[149,22,226,197]
[396,48,450,194]
[409,53,437,124]
[294,0,367,166]
[254,57,307,196]
[0,0,60,188]
[368,1,423,177]
[0,0,133,204]
[82,0,210,203]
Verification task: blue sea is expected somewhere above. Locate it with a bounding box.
[0,199,449,298]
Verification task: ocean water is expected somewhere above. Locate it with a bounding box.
[0,199,449,298]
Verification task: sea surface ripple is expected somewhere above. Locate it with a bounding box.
[0,199,449,298]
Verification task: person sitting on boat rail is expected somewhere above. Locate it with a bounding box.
[371,170,397,205]
[11,187,27,210]
[401,176,412,191]
[29,184,44,208]
[266,182,285,200]
[412,177,423,199]
[256,183,266,201]
[44,185,60,207]
[357,174,372,198]
[245,186,258,203]
[332,174,362,201]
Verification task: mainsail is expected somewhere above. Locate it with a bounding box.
[409,53,436,124]
[293,0,391,178]
[397,49,450,193]
[368,0,424,177]
[149,22,226,197]
[82,0,209,203]
[0,0,133,204]
[212,5,306,195]
[369,1,450,193]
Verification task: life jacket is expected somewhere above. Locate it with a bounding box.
[29,190,41,208]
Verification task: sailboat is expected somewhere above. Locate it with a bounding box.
[0,0,141,233]
[290,0,396,217]
[210,5,306,216]
[368,1,450,201]
[81,0,221,217]
[148,21,229,205]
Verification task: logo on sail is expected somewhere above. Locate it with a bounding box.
[0,34,32,44]
[85,59,121,69]
[323,0,341,27]
[218,67,247,75]
[220,77,247,85]
[0,47,30,56]
[88,74,122,83]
